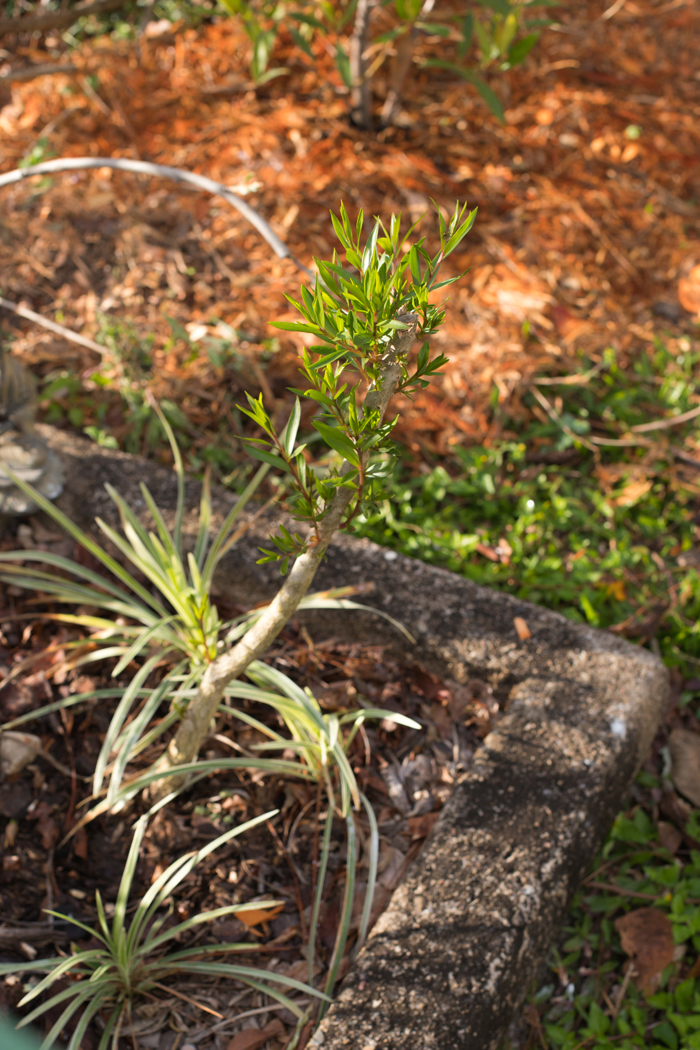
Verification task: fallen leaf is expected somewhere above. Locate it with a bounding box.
[475,541,500,562]
[606,580,627,602]
[378,845,407,890]
[659,790,692,829]
[615,908,675,993]
[28,801,58,850]
[233,902,284,929]
[276,958,320,989]
[679,264,700,316]
[669,727,700,807]
[3,819,18,848]
[514,617,531,641]
[226,1020,284,1050]
[657,821,682,855]
[612,478,652,507]
[72,826,89,860]
[408,811,441,838]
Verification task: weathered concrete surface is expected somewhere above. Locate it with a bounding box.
[43,427,669,1050]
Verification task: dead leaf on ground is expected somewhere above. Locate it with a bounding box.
[72,826,89,860]
[657,821,683,855]
[612,478,653,507]
[377,844,407,889]
[669,727,700,807]
[233,902,284,929]
[514,617,531,641]
[408,811,441,838]
[226,1020,284,1050]
[615,907,675,993]
[28,800,58,850]
[679,264,700,316]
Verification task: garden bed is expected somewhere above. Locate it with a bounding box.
[0,427,668,1049]
[0,601,475,1050]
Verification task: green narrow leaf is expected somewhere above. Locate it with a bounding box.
[421,60,504,122]
[507,32,538,65]
[335,42,353,89]
[194,467,212,570]
[148,397,185,557]
[280,398,302,458]
[312,420,359,464]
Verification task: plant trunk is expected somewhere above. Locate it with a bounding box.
[349,0,375,129]
[380,0,435,128]
[149,316,419,801]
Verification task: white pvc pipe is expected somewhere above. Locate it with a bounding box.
[0,156,313,277]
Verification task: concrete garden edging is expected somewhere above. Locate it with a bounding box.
[42,427,668,1050]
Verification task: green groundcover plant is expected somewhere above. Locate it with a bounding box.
[352,331,700,1047]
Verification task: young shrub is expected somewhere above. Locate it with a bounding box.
[150,200,476,798]
[215,0,552,127]
[0,812,328,1050]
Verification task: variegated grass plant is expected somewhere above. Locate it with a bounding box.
[0,405,389,810]
[80,660,420,1008]
[0,811,327,1050]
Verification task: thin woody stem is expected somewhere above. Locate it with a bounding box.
[149,314,419,800]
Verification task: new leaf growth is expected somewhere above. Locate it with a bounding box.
[241,201,476,572]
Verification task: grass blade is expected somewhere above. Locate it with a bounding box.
[194,466,212,570]
[308,800,334,987]
[93,650,169,796]
[201,463,268,588]
[321,809,356,1011]
[357,792,378,949]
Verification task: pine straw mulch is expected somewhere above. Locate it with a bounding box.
[0,0,698,467]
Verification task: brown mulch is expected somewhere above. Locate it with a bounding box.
[0,0,698,465]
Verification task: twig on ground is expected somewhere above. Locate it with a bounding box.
[588,880,700,904]
[149,982,224,1019]
[0,63,77,83]
[0,296,107,355]
[0,158,313,277]
[532,362,605,386]
[0,0,126,36]
[599,0,627,19]
[631,404,700,433]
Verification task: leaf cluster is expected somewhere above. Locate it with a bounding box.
[242,201,475,568]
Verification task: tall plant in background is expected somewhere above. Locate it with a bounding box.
[150,199,476,798]
[217,0,556,127]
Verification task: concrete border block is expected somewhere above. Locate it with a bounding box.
[44,427,669,1049]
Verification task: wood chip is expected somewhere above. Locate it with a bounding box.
[513,617,531,641]
[226,1019,284,1050]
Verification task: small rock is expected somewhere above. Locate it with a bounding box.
[652,301,682,323]
[669,727,700,807]
[0,780,32,819]
[0,731,42,779]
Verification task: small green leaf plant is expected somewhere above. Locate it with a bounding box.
[242,200,476,572]
[0,811,328,1050]
[149,200,476,800]
[214,0,557,127]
